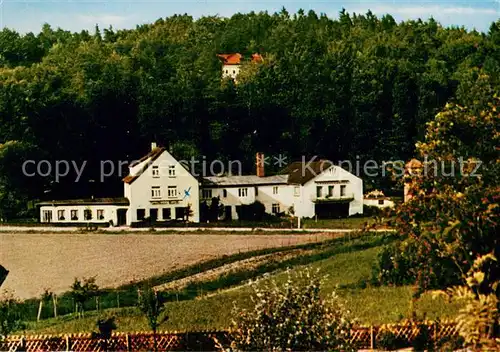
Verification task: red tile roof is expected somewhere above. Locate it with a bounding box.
[217,53,263,65]
[217,53,243,65]
[123,147,165,184]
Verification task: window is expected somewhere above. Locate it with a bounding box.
[238,188,248,197]
[162,208,171,220]
[222,189,227,198]
[202,189,212,199]
[272,203,280,214]
[225,69,228,74]
[151,186,161,199]
[137,209,145,221]
[294,186,300,197]
[57,209,65,221]
[328,185,334,197]
[316,186,323,198]
[167,186,177,198]
[273,186,279,195]
[168,165,176,177]
[378,199,384,205]
[84,209,93,220]
[255,187,258,196]
[71,210,78,221]
[175,207,185,220]
[97,209,104,220]
[340,185,347,197]
[43,210,52,223]
[152,165,159,178]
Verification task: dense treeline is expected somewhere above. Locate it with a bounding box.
[0,10,499,219]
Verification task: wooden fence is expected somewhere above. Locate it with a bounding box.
[1,321,459,351]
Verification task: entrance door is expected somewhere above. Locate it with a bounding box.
[117,209,127,226]
[150,208,158,222]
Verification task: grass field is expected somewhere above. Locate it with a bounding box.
[1,232,336,299]
[19,234,460,334]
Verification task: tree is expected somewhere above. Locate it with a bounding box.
[70,277,99,317]
[374,74,499,293]
[137,285,168,352]
[0,291,24,341]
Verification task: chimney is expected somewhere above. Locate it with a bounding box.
[151,142,157,151]
[256,152,265,177]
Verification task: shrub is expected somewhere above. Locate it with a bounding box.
[229,268,355,351]
[376,330,407,350]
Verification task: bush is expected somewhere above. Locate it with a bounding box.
[0,291,25,340]
[229,268,355,351]
[236,201,266,221]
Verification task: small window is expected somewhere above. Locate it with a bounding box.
[225,69,228,74]
[71,210,78,221]
[222,189,227,198]
[202,189,212,199]
[316,186,322,198]
[84,209,93,220]
[255,187,258,196]
[238,188,248,197]
[43,210,53,223]
[137,209,145,221]
[340,185,347,197]
[97,209,104,220]
[328,185,334,197]
[294,186,300,197]
[232,70,236,74]
[162,208,171,220]
[168,165,176,177]
[57,209,65,221]
[378,199,384,205]
[273,186,279,195]
[151,186,161,198]
[272,203,280,214]
[152,165,159,178]
[167,186,177,198]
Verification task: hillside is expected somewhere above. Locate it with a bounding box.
[1,12,499,219]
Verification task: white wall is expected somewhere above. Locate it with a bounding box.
[201,184,295,220]
[39,205,121,224]
[364,198,395,209]
[294,165,364,218]
[125,150,200,224]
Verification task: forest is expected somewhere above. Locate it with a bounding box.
[0,9,499,219]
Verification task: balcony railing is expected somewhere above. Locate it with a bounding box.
[311,193,355,203]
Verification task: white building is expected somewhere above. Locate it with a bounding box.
[217,53,263,81]
[38,198,129,226]
[38,144,200,226]
[122,144,200,224]
[201,156,363,220]
[363,190,395,209]
[38,148,363,226]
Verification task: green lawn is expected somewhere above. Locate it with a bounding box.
[301,217,381,229]
[19,237,459,335]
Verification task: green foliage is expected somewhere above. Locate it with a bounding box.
[374,76,500,293]
[0,291,25,340]
[0,11,499,212]
[376,330,406,350]
[137,286,168,334]
[70,277,99,317]
[229,268,355,351]
[434,253,500,348]
[236,201,266,221]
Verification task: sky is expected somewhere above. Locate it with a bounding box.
[0,0,498,34]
